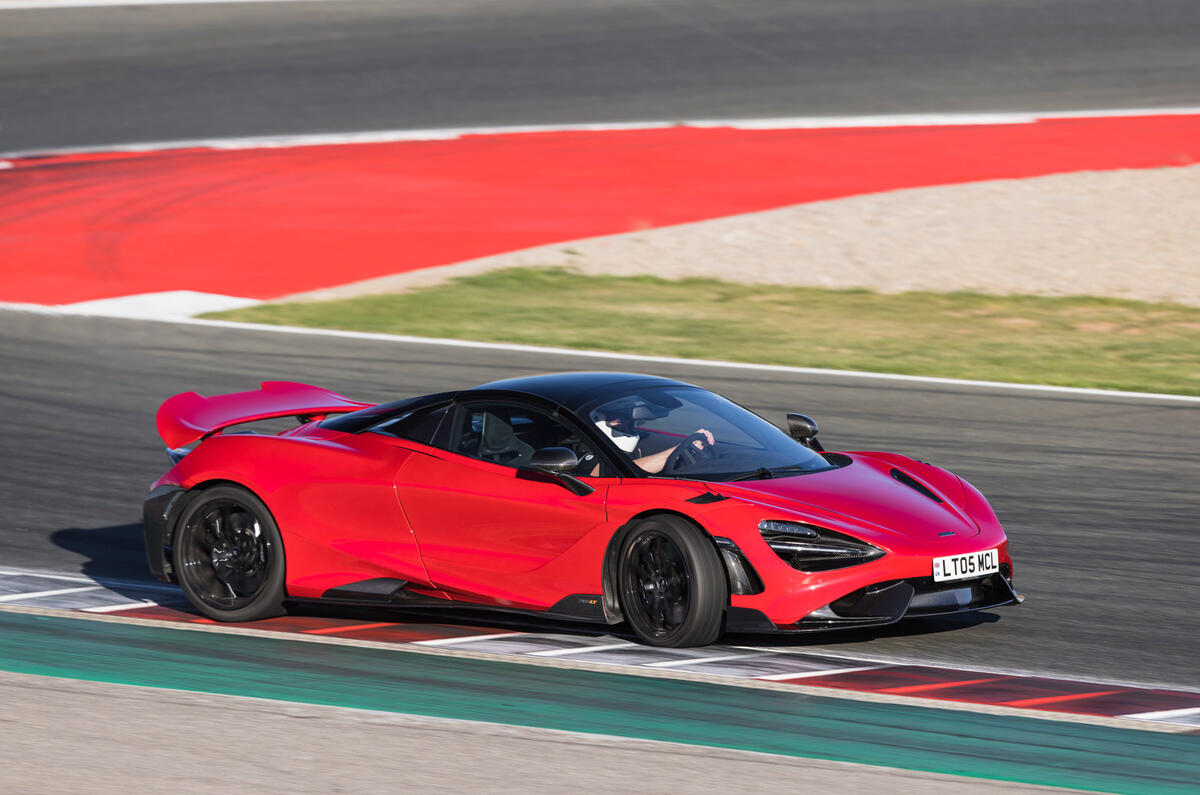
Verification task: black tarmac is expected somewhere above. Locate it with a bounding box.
[1,311,1196,688]
[2,0,1199,152]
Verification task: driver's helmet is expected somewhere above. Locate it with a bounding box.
[590,395,667,454]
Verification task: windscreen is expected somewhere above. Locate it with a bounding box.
[583,386,832,481]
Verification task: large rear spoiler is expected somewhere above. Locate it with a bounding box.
[156,381,375,450]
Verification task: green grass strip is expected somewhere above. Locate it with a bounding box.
[2,610,1197,794]
[208,269,1200,397]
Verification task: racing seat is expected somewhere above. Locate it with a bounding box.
[477,412,534,467]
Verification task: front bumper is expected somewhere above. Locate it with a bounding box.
[726,567,1021,633]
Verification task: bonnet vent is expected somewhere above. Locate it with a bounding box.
[890,468,944,503]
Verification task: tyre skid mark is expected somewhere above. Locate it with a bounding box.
[5,114,1200,306]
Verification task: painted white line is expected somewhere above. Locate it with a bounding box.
[81,600,159,613]
[645,652,773,669]
[414,632,526,646]
[0,0,340,10]
[0,585,103,602]
[4,304,1197,403]
[0,569,93,583]
[4,107,1199,160]
[528,642,637,657]
[756,665,889,682]
[1120,706,1200,721]
[127,317,1200,404]
[0,568,182,595]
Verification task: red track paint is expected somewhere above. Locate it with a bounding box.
[3,115,1198,304]
[1002,690,1126,708]
[879,677,1007,694]
[302,621,397,635]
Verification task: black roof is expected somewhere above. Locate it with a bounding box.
[472,372,690,413]
[322,372,695,433]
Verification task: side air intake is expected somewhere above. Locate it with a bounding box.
[890,468,943,503]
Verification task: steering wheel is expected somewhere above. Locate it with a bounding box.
[662,432,716,474]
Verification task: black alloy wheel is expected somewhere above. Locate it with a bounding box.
[174,485,286,622]
[617,515,726,647]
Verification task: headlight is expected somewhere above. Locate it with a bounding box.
[758,520,885,572]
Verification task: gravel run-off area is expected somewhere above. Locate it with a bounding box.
[287,165,1200,307]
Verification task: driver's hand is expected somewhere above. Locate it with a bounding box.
[692,428,715,448]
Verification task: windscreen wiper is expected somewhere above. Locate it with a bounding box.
[728,467,773,482]
[728,465,817,482]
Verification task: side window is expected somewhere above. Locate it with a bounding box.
[369,405,449,446]
[449,402,612,476]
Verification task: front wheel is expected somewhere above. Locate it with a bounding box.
[173,485,286,622]
[617,515,726,647]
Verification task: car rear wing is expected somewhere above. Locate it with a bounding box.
[156,381,374,450]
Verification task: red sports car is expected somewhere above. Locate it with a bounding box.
[144,372,1020,647]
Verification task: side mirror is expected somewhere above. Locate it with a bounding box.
[786,413,824,451]
[522,447,593,496]
[530,447,580,474]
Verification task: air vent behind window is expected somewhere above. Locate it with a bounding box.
[890,468,943,503]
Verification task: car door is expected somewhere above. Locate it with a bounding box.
[394,399,616,609]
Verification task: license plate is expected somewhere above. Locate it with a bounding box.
[932,548,1000,582]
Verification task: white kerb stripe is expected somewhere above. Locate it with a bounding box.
[1120,706,1200,721]
[81,600,160,613]
[0,586,104,602]
[528,642,637,657]
[414,632,526,646]
[0,569,93,583]
[644,652,774,668]
[756,665,889,681]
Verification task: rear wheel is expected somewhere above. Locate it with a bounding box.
[173,485,286,622]
[617,515,726,647]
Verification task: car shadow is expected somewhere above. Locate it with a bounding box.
[292,601,1002,649]
[47,521,188,602]
[293,600,628,640]
[723,610,1001,650]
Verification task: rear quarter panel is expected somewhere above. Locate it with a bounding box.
[163,429,431,596]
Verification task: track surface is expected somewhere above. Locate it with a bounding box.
[1,310,1197,688]
[3,0,1200,152]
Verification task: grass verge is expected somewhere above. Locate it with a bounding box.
[206,268,1200,396]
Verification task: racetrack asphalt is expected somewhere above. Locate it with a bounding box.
[2,0,1200,153]
[1,309,1196,689]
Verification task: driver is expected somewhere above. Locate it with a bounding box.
[593,398,714,474]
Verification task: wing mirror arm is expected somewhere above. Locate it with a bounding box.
[786,413,824,452]
[523,447,595,496]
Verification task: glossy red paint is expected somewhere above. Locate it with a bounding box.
[150,380,1017,633]
[603,470,1012,626]
[394,447,613,608]
[157,381,371,449]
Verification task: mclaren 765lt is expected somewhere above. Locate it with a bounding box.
[144,372,1020,647]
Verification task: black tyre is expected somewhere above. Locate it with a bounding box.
[173,485,286,622]
[617,515,727,647]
